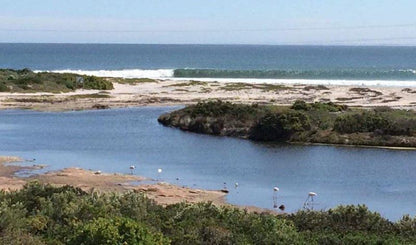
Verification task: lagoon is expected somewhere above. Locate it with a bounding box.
[0,107,415,220]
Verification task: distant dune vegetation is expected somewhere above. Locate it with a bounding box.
[0,69,113,93]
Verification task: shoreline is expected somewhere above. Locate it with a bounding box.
[289,141,416,151]
[0,156,272,213]
[1,78,416,111]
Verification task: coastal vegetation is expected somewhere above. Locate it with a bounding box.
[158,100,416,147]
[108,77,157,85]
[0,69,113,93]
[1,182,415,244]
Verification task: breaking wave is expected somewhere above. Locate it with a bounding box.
[36,68,416,87]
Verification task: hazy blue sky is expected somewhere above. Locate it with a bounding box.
[1,0,416,45]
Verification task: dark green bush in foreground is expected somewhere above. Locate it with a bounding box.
[1,182,415,244]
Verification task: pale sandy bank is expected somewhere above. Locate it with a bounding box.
[0,156,227,208]
[0,79,415,111]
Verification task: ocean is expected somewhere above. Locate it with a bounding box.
[1,43,416,86]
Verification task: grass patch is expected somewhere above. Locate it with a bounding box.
[220,83,289,92]
[165,80,208,87]
[402,88,416,93]
[350,87,383,96]
[109,77,158,84]
[336,96,364,101]
[220,83,255,91]
[303,85,329,91]
[69,93,112,99]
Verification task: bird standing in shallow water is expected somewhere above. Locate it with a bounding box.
[129,165,135,175]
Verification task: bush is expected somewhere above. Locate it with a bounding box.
[334,111,391,134]
[0,183,415,244]
[0,82,10,92]
[250,110,311,141]
[82,76,114,90]
[70,217,169,245]
[187,100,258,119]
[291,100,309,110]
[292,100,348,112]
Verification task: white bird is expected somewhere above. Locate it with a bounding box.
[273,187,279,192]
[304,192,317,210]
[157,168,162,173]
[235,182,239,188]
[129,165,136,174]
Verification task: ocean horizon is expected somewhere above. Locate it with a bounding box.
[2,43,416,86]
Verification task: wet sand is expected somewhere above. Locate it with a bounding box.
[0,156,29,191]
[0,156,227,207]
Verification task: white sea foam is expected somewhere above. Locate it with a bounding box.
[34,69,416,87]
[169,77,416,87]
[35,69,175,79]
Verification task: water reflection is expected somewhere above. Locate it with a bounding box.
[0,107,415,221]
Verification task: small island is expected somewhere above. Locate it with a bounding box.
[158,100,416,148]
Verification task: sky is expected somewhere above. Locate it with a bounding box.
[1,0,416,45]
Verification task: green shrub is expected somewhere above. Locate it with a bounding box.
[0,82,10,92]
[250,110,311,141]
[83,76,114,90]
[292,100,348,112]
[334,111,391,134]
[291,100,309,110]
[0,183,415,244]
[70,217,169,245]
[187,100,258,119]
[0,69,113,92]
[288,205,393,234]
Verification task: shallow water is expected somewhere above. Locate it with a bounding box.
[0,107,415,221]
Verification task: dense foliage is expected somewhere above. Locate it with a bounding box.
[334,110,415,136]
[159,100,416,147]
[250,111,311,141]
[0,182,415,244]
[334,111,390,134]
[292,100,348,112]
[185,100,260,119]
[0,69,113,92]
[83,76,114,90]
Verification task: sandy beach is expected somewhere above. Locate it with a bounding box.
[0,156,227,205]
[1,78,415,111]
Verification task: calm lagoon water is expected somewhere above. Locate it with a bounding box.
[0,107,415,221]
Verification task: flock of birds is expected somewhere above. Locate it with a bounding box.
[126,165,317,211]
